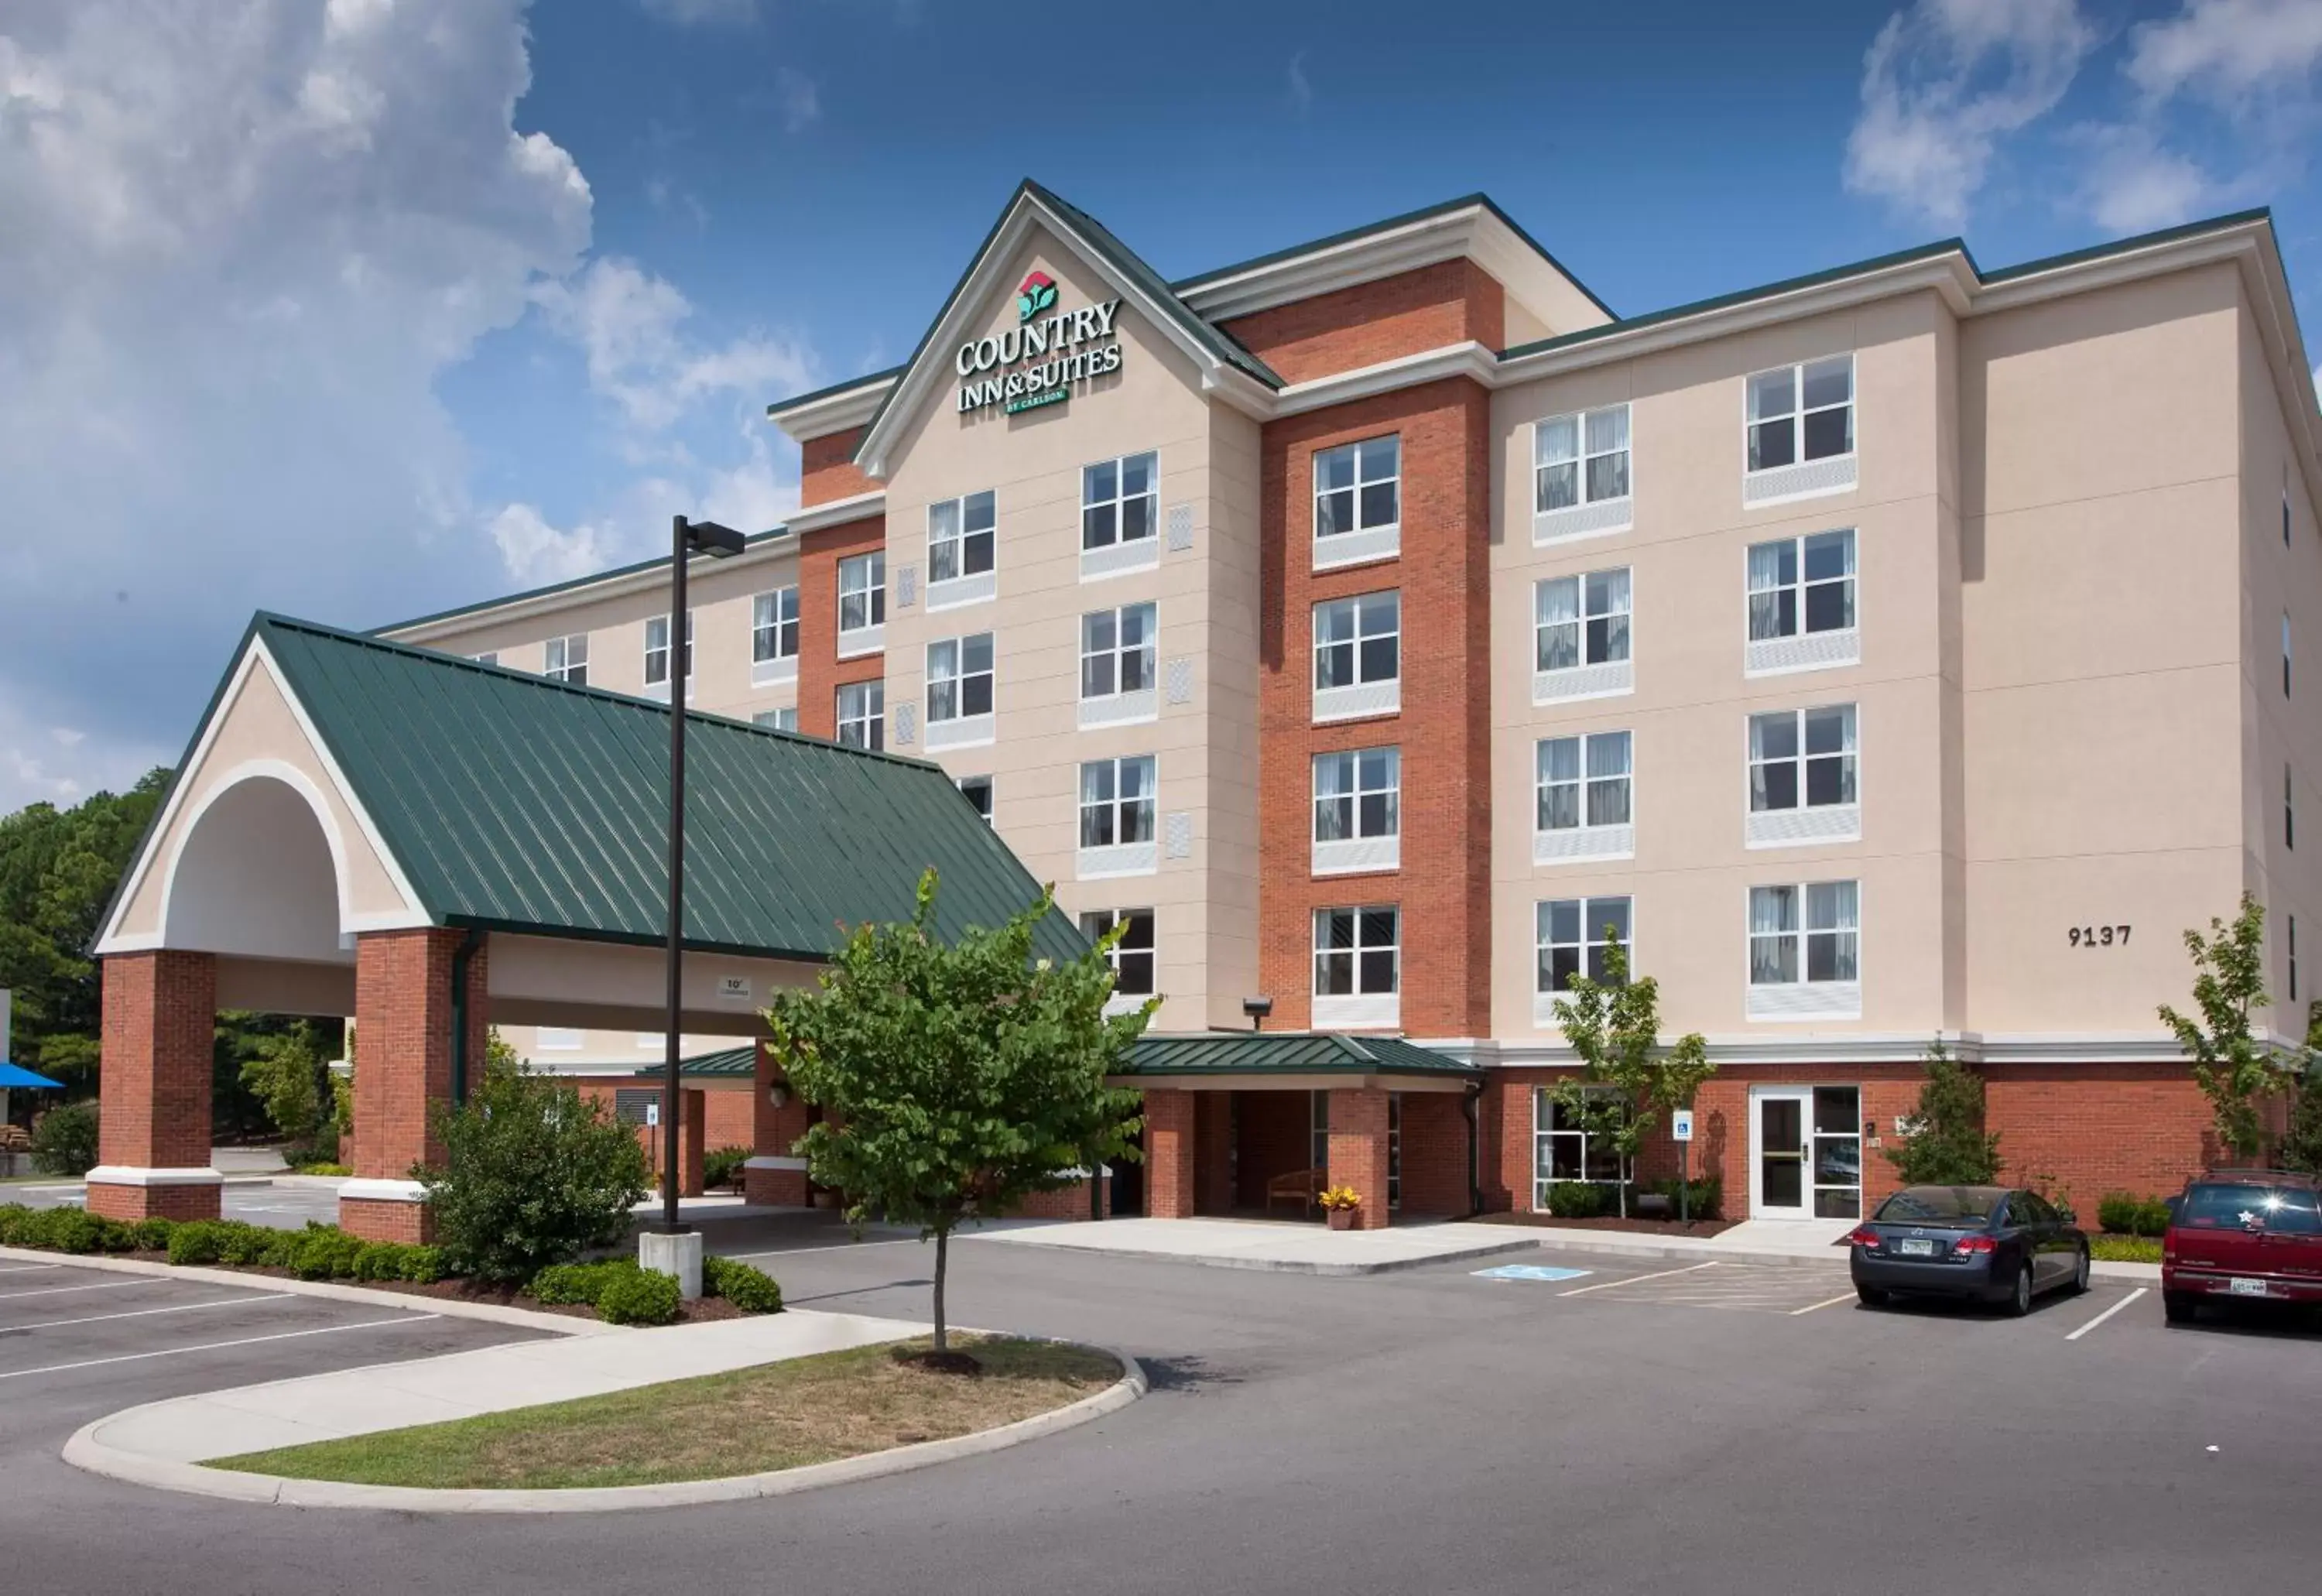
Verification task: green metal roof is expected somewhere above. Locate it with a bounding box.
[248,614,1083,963]
[628,1046,756,1079]
[1124,1032,1478,1079]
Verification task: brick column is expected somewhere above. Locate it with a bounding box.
[1327,1087,1393,1230]
[1144,1089,1197,1218]
[1194,1092,1235,1216]
[343,929,487,1242]
[87,950,221,1222]
[745,1039,814,1206]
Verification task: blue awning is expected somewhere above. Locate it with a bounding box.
[0,1063,63,1090]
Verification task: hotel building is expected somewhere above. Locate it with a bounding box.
[377,182,2322,1228]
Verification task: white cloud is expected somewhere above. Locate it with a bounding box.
[775,67,820,132]
[488,503,618,586]
[639,0,759,26]
[1288,51,1314,116]
[2125,0,2322,105]
[1844,0,2098,226]
[0,0,590,815]
[2072,121,2222,231]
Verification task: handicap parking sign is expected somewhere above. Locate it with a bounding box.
[1472,1263,1594,1283]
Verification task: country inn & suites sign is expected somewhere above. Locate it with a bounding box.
[955,270,1124,416]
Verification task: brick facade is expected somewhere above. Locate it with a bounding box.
[1325,1087,1392,1230]
[1221,261,1507,385]
[90,951,221,1222]
[344,928,487,1242]
[1259,378,1493,1036]
[747,1039,818,1207]
[795,514,889,740]
[1143,1089,1197,1218]
[800,426,875,508]
[1398,1091,1473,1218]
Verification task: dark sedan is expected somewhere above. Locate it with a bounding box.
[1848,1185,2091,1315]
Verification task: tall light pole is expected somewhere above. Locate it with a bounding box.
[659,514,745,1234]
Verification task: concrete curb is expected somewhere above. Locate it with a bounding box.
[0,1245,616,1336]
[1454,1228,2163,1283]
[978,1233,1546,1277]
[63,1344,1146,1514]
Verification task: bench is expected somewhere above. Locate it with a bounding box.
[1266,1166,1326,1218]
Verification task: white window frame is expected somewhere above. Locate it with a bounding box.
[543,633,589,686]
[1079,602,1158,729]
[1312,904,1399,1027]
[1312,746,1400,875]
[474,652,498,668]
[1077,755,1157,878]
[837,552,885,657]
[1533,404,1633,543]
[1312,590,1401,722]
[643,612,692,699]
[924,632,995,749]
[1743,354,1857,507]
[1533,731,1634,865]
[1533,896,1632,1027]
[752,587,800,684]
[1533,567,1633,704]
[1747,880,1861,1021]
[1745,529,1858,676]
[1081,451,1159,580]
[1080,907,1156,1002]
[835,680,884,751]
[1533,1085,1626,1200]
[1313,434,1401,569]
[927,490,998,609]
[752,707,799,732]
[955,773,995,824]
[1745,704,1860,848]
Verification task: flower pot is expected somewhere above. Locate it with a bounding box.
[810,1190,839,1211]
[1327,1208,1358,1231]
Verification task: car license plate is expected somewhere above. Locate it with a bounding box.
[2228,1277,2271,1297]
[1899,1238,1936,1257]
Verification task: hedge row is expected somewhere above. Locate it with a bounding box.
[529,1253,783,1324]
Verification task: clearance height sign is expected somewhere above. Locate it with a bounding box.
[956,271,1124,416]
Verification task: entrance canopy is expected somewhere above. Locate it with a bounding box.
[95,613,1077,1033]
[1118,1032,1480,1092]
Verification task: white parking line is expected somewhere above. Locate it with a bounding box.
[1789,1290,1860,1316]
[0,1263,65,1275]
[1558,1261,1721,1296]
[2065,1286,2147,1341]
[0,1278,165,1302]
[724,1237,925,1260]
[2,1293,295,1334]
[0,1313,442,1380]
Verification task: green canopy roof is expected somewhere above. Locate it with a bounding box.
[238,614,1080,963]
[628,1046,756,1080]
[1125,1033,1477,1080]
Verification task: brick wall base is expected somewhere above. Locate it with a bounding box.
[1004,1174,1109,1221]
[339,1197,433,1244]
[1327,1087,1393,1230]
[86,1181,221,1223]
[1144,1091,1197,1218]
[745,1166,810,1207]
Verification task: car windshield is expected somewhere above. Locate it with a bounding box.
[1874,1186,2005,1223]
[2177,1183,2322,1235]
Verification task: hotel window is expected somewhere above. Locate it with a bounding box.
[1747,704,1858,846]
[1313,906,1399,998]
[753,707,799,732]
[928,491,997,607]
[1534,731,1632,861]
[474,652,498,667]
[1081,603,1156,718]
[544,633,588,686]
[926,633,994,726]
[835,680,884,750]
[1537,896,1632,997]
[1748,882,1860,1016]
[837,553,885,651]
[956,774,994,824]
[1533,568,1632,702]
[1081,453,1157,550]
[752,587,800,674]
[1078,755,1156,849]
[643,613,692,689]
[1535,1087,1624,1197]
[1313,747,1400,874]
[1313,435,1400,567]
[536,1027,584,1051]
[1748,355,1853,472]
[1535,406,1631,521]
[1746,529,1858,673]
[1080,908,1156,997]
[1313,590,1400,721]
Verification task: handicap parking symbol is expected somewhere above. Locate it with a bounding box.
[1472,1263,1594,1283]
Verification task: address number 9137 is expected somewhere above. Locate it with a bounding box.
[2068,926,2130,947]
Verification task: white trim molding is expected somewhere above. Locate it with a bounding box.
[84,1166,225,1188]
[742,1156,810,1172]
[765,377,896,444]
[339,1178,430,1204]
[785,490,887,536]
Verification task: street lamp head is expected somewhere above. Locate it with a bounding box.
[680,517,748,559]
[1241,995,1273,1031]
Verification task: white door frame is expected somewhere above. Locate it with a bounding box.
[1748,1086,1813,1220]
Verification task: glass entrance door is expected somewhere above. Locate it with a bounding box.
[1810,1086,1863,1218]
[1753,1090,1810,1219]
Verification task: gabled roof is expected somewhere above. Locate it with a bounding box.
[149,615,1081,963]
[628,1046,756,1079]
[1125,1032,1478,1080]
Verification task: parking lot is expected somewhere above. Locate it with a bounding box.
[7,1180,347,1230]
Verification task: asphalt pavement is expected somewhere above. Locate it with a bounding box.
[3,1224,2317,1595]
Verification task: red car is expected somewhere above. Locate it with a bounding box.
[2161,1170,2322,1324]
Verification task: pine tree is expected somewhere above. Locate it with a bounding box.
[1885,1039,2001,1185]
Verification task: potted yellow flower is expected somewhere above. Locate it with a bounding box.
[1317,1184,1363,1231]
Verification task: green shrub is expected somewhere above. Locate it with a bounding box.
[703,1145,752,1191]
[1546,1181,1606,1219]
[399,1245,445,1284]
[595,1266,681,1326]
[40,1208,108,1253]
[2096,1193,2173,1237]
[130,1217,177,1252]
[216,1221,277,1266]
[702,1254,783,1313]
[0,1204,32,1246]
[1649,1175,1722,1221]
[167,1220,232,1266]
[420,1067,649,1285]
[287,1224,364,1280]
[29,1101,101,1176]
[528,1259,639,1306]
[352,1242,406,1282]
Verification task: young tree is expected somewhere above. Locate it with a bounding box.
[1885,1038,2001,1185]
[232,1017,332,1146]
[1550,931,1713,1220]
[764,870,1148,1361]
[2158,893,2287,1162]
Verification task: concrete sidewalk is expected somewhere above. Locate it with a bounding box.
[78,1307,928,1469]
[1450,1218,2164,1283]
[974,1217,1543,1275]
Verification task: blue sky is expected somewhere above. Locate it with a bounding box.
[2,0,2319,809]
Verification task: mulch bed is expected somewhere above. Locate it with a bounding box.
[1474,1211,1740,1239]
[88,1249,742,1323]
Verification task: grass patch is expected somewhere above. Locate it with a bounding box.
[211,1335,1120,1491]
[2090,1235,2161,1265]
